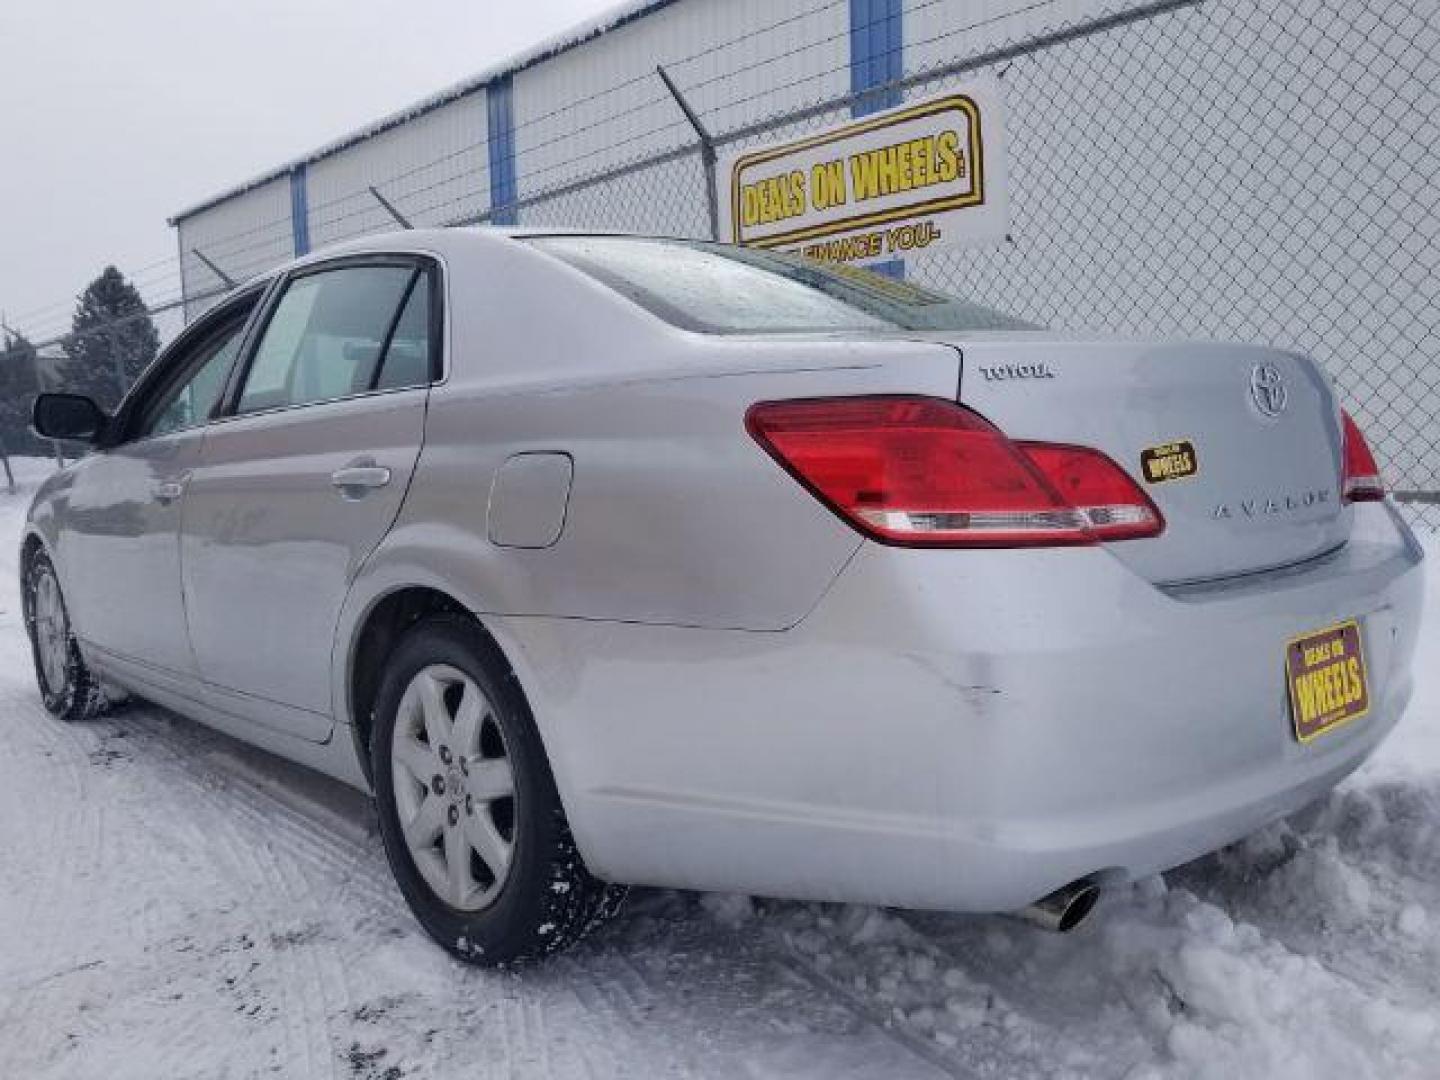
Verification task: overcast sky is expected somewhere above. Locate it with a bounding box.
[0,0,615,344]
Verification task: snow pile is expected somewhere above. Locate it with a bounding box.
[0,457,1435,1080]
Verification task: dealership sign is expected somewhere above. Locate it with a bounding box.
[718,82,1009,265]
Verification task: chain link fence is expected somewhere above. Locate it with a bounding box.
[904,0,1438,526]
[504,0,1440,527]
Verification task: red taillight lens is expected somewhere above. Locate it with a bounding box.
[1017,442,1169,542]
[745,396,1163,547]
[1341,409,1384,503]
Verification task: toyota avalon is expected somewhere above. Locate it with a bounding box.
[21,229,1424,964]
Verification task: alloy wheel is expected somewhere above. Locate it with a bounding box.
[390,663,517,911]
[31,567,70,696]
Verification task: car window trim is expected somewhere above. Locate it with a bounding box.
[217,253,442,420]
[106,284,268,448]
[132,321,244,440]
[367,268,421,392]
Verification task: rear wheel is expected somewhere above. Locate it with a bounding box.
[22,550,105,723]
[371,614,625,965]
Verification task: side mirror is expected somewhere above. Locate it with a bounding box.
[32,393,109,444]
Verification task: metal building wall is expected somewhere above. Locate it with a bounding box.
[172,0,856,276]
[166,0,1141,283]
[176,174,292,320]
[512,0,853,237]
[512,0,850,206]
[306,94,491,248]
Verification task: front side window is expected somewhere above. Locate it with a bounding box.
[236,263,432,414]
[528,236,1035,334]
[132,296,257,440]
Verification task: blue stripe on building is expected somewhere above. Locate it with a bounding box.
[289,164,310,256]
[851,0,904,276]
[850,0,902,119]
[487,75,519,226]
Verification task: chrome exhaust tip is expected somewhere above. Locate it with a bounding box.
[1016,879,1101,932]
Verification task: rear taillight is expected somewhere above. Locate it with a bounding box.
[745,396,1163,547]
[1341,409,1384,503]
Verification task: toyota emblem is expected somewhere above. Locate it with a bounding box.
[1250,363,1287,418]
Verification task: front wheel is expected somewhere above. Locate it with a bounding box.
[371,614,625,965]
[22,550,104,723]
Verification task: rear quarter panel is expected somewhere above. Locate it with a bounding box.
[342,234,964,636]
[365,338,960,631]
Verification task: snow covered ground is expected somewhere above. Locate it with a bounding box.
[0,455,1435,1080]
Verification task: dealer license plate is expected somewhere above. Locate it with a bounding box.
[1285,619,1370,743]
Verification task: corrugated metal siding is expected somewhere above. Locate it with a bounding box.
[176,175,291,320]
[306,92,490,247]
[172,0,853,296]
[169,1,1134,299]
[513,0,849,205]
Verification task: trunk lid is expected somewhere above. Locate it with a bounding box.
[950,336,1348,584]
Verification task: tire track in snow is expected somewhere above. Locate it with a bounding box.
[1,691,526,1079]
[98,713,332,1078]
[78,709,371,1080]
[764,926,983,1080]
[0,697,110,1068]
[57,704,632,1079]
[0,698,368,1079]
[48,709,328,1079]
[552,953,702,1079]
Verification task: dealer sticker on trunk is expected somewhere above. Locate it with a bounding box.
[1140,439,1198,483]
[1286,619,1370,743]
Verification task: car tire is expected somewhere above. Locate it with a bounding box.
[22,549,106,723]
[371,613,626,966]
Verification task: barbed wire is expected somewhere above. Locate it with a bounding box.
[152,0,1077,277]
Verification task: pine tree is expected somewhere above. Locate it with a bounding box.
[59,266,160,411]
[0,329,41,455]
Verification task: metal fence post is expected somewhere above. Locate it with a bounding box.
[191,248,236,289]
[656,65,720,241]
[369,186,414,229]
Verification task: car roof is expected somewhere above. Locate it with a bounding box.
[231,226,673,292]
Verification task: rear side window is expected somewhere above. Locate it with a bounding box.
[374,273,432,391]
[529,236,1034,334]
[236,263,434,413]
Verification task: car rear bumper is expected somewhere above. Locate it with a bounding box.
[505,502,1425,912]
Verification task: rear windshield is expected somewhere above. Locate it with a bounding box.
[528,235,1035,335]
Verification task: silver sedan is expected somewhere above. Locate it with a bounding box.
[21,230,1425,964]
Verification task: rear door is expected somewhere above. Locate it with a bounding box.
[181,255,441,739]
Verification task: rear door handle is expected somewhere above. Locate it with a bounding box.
[330,461,392,497]
[153,478,187,504]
